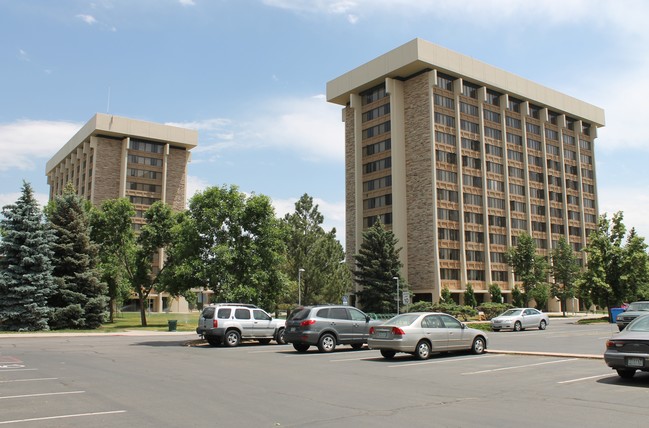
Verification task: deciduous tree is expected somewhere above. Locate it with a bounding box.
[550,237,580,316]
[506,233,548,306]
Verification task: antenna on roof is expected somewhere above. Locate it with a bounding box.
[106,85,111,113]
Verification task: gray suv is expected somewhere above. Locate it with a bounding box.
[284,305,381,353]
[616,301,649,331]
[197,304,286,347]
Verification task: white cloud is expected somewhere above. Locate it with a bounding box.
[598,186,649,243]
[18,49,29,61]
[76,14,97,25]
[185,174,210,203]
[271,196,345,240]
[0,120,81,172]
[170,95,344,163]
[179,0,196,5]
[0,191,49,211]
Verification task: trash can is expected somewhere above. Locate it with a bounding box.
[610,308,624,323]
[168,320,178,331]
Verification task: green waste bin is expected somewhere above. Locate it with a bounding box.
[168,320,178,332]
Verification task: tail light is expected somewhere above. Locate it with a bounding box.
[369,327,375,334]
[606,340,622,349]
[213,319,218,328]
[391,327,405,336]
[300,319,316,327]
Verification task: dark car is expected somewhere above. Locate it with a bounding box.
[616,301,649,331]
[605,313,649,379]
[284,305,382,353]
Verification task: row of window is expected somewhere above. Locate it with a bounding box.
[363,139,391,157]
[128,154,163,167]
[440,269,509,282]
[127,182,161,193]
[129,139,164,154]
[362,104,390,123]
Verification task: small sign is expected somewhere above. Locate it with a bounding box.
[342,295,349,306]
[402,291,410,305]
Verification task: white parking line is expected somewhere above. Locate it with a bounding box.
[462,358,577,375]
[0,369,37,373]
[0,410,127,425]
[0,378,57,384]
[389,354,501,368]
[558,374,612,384]
[330,356,376,362]
[0,391,84,400]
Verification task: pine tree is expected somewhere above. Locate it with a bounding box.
[47,186,107,329]
[0,182,56,331]
[354,222,403,313]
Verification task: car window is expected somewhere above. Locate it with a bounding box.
[422,315,442,328]
[329,308,349,320]
[253,309,271,321]
[628,302,649,311]
[202,307,215,319]
[235,308,251,320]
[440,314,462,329]
[217,308,231,319]
[628,315,649,331]
[316,308,330,318]
[288,308,311,320]
[385,314,419,326]
[349,308,367,321]
[524,309,535,316]
[502,309,522,316]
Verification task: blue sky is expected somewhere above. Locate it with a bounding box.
[2,0,649,244]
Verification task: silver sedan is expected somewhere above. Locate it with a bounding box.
[490,308,549,332]
[367,312,488,360]
[605,313,649,379]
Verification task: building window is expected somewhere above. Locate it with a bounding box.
[487,179,504,192]
[462,155,481,169]
[583,183,595,194]
[507,149,523,162]
[545,128,559,141]
[465,230,485,243]
[486,161,503,174]
[435,112,456,128]
[361,84,387,105]
[528,154,543,167]
[362,121,391,139]
[563,134,575,145]
[580,154,593,165]
[506,133,522,146]
[439,248,460,260]
[127,182,161,193]
[484,127,502,140]
[128,155,162,167]
[435,131,456,146]
[490,233,507,245]
[506,116,521,129]
[436,73,455,91]
[526,123,541,135]
[510,200,526,213]
[461,138,480,151]
[483,109,501,123]
[129,139,164,154]
[463,174,483,188]
[510,218,527,230]
[438,228,460,241]
[527,138,542,151]
[128,168,160,179]
[508,166,524,179]
[364,194,392,209]
[490,252,506,263]
[437,189,459,203]
[460,120,480,134]
[579,139,592,151]
[529,171,544,183]
[489,215,507,227]
[460,102,479,116]
[435,94,455,109]
[467,270,485,281]
[507,97,521,113]
[363,213,392,227]
[548,111,559,125]
[362,104,391,122]
[486,90,501,106]
[491,271,508,281]
[488,197,505,210]
[440,269,460,280]
[437,169,458,184]
[363,139,391,156]
[364,157,391,173]
[462,81,479,99]
[437,150,457,164]
[438,208,460,222]
[531,204,546,215]
[464,211,484,224]
[129,196,160,205]
[567,195,579,206]
[529,104,541,119]
[463,192,483,206]
[363,175,392,192]
[568,210,581,221]
[485,144,503,157]
[532,221,547,232]
[550,207,563,218]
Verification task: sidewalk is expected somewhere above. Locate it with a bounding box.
[0,330,197,339]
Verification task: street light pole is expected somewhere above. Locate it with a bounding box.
[393,276,399,315]
[298,268,305,306]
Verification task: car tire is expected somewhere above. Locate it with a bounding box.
[414,340,431,360]
[318,333,336,353]
[471,336,486,354]
[275,328,286,345]
[380,349,396,359]
[206,336,222,347]
[539,320,547,330]
[616,368,636,379]
[258,339,271,345]
[351,343,364,350]
[224,330,241,347]
[513,321,522,332]
[293,343,309,352]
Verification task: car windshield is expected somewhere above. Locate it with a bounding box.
[627,315,649,332]
[383,314,420,326]
[627,302,649,311]
[501,309,522,316]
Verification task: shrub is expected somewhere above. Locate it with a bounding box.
[441,286,453,304]
[488,283,503,303]
[464,283,477,308]
[477,302,513,320]
[406,301,434,312]
[431,303,477,321]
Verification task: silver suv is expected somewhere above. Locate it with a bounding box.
[196,304,286,347]
[284,305,381,353]
[616,301,649,331]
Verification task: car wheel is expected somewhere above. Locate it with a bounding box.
[293,343,309,352]
[513,321,522,332]
[414,340,431,360]
[471,336,486,354]
[275,328,286,345]
[258,339,271,345]
[616,369,636,379]
[351,343,364,350]
[206,336,222,347]
[539,320,547,330]
[380,349,396,359]
[318,333,336,353]
[224,330,241,347]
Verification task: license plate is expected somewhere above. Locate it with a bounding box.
[627,357,644,367]
[289,327,295,332]
[376,331,388,338]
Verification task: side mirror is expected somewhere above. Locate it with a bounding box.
[365,315,371,322]
[460,323,466,329]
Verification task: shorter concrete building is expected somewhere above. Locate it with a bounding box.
[46,113,198,312]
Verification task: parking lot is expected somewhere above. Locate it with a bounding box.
[1,318,647,427]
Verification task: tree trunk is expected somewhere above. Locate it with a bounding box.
[139,289,148,327]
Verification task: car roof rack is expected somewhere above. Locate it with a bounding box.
[210,303,258,308]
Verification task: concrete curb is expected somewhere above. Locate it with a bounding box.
[0,331,197,339]
[487,349,603,360]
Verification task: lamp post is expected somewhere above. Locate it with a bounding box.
[298,268,305,306]
[393,276,400,315]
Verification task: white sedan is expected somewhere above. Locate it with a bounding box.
[490,308,549,332]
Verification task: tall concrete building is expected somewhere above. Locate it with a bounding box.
[327,39,605,306]
[45,113,198,311]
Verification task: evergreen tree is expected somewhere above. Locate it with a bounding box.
[550,237,580,316]
[441,286,453,303]
[281,194,349,306]
[0,182,56,331]
[464,283,477,308]
[354,222,403,313]
[47,186,107,329]
[488,283,503,303]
